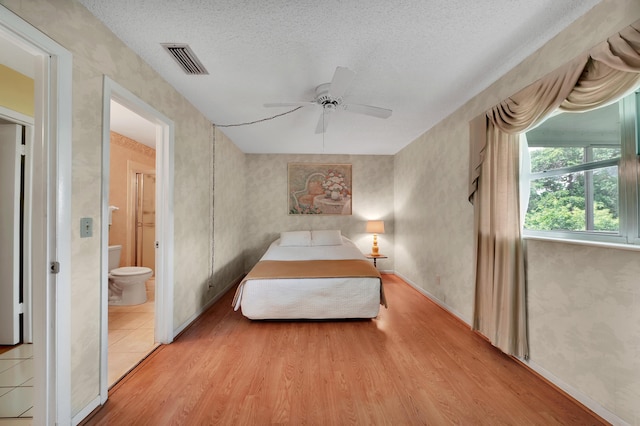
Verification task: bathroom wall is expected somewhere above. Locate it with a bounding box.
[109,131,155,267]
[244,154,394,271]
[393,1,640,423]
[0,0,215,417]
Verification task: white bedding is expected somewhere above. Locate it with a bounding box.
[261,236,368,261]
[235,236,384,320]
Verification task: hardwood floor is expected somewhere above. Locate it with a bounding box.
[84,275,606,425]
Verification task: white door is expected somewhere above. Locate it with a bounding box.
[0,123,22,345]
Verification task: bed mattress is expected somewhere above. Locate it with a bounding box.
[234,235,384,320]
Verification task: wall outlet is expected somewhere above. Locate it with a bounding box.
[80,217,93,238]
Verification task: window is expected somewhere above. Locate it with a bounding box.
[521,91,640,245]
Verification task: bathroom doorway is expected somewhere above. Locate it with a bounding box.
[100,77,174,404]
[106,107,158,387]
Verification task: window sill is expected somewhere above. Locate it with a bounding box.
[523,235,640,252]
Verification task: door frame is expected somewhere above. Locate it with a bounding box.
[0,5,73,425]
[100,77,174,403]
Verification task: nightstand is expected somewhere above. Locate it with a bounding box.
[365,254,387,268]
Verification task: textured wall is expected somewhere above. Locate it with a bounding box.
[244,154,394,271]
[394,1,640,423]
[212,128,246,293]
[526,239,640,423]
[1,0,214,416]
[394,122,474,321]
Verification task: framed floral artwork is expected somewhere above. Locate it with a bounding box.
[288,163,352,215]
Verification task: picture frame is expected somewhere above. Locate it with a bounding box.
[288,163,352,215]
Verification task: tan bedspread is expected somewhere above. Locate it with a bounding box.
[232,259,387,309]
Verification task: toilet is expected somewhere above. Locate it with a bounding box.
[108,245,153,305]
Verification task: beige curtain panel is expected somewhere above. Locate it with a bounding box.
[472,126,527,357]
[468,19,640,358]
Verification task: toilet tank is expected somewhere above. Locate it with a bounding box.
[108,245,122,272]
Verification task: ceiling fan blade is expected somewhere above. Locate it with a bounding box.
[264,101,315,108]
[343,103,392,119]
[328,66,356,98]
[315,108,333,134]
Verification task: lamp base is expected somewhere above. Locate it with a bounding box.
[371,233,380,256]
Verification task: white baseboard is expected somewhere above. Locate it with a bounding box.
[173,275,242,338]
[393,270,470,326]
[524,360,628,426]
[392,271,628,426]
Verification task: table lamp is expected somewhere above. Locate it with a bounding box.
[366,220,385,255]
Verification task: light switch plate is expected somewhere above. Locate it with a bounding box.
[80,217,93,238]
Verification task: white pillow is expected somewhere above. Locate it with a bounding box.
[311,230,343,246]
[279,231,311,246]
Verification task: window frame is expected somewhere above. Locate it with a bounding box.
[521,90,640,246]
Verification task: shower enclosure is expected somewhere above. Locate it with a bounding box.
[135,172,156,272]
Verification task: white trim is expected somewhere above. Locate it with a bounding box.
[50,40,73,426]
[393,271,471,326]
[173,277,240,338]
[99,91,110,405]
[0,6,72,425]
[23,125,33,343]
[71,396,100,426]
[0,105,34,126]
[523,235,640,252]
[524,359,628,426]
[100,77,175,406]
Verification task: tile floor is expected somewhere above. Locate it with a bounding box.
[107,279,158,387]
[0,278,157,423]
[0,344,33,420]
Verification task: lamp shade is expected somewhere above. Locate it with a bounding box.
[366,220,385,234]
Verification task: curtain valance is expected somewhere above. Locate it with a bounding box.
[469,19,640,203]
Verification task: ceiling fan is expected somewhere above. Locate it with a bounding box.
[264,66,392,133]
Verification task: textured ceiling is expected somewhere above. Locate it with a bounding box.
[77,0,601,155]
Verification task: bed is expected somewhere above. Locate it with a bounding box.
[232,230,387,320]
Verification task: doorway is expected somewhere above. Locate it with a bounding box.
[106,106,158,387]
[0,5,73,424]
[0,119,33,419]
[100,77,174,404]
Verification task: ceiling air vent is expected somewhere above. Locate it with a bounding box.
[161,43,209,75]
